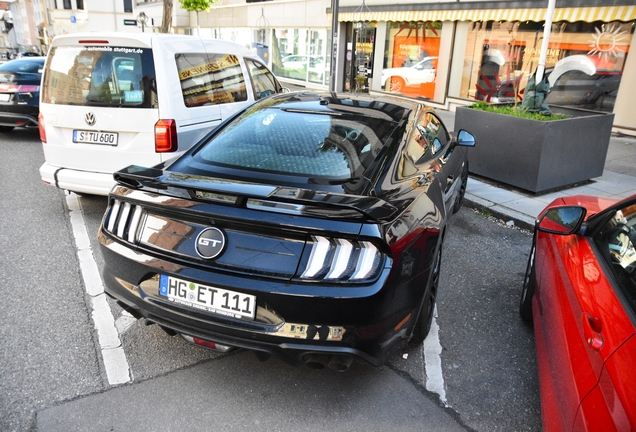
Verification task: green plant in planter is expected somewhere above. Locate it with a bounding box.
[468,101,568,121]
[354,74,366,92]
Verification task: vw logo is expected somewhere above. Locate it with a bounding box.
[195,227,226,259]
[85,112,96,126]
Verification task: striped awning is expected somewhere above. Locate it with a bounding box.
[335,5,636,23]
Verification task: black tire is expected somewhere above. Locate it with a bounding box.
[520,241,536,322]
[412,245,442,344]
[452,162,469,214]
[0,126,15,133]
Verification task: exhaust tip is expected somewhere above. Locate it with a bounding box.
[328,355,353,372]
[303,353,329,369]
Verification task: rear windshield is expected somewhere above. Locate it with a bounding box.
[0,59,44,74]
[189,107,398,180]
[42,45,157,108]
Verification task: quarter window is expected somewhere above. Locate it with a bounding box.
[245,59,279,100]
[175,53,248,107]
[405,112,447,163]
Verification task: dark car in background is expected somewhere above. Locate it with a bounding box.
[545,70,620,112]
[0,57,45,132]
[98,91,475,371]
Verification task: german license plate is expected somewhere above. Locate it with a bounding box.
[0,93,10,102]
[73,130,119,145]
[159,275,256,320]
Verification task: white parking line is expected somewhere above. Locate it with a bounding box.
[65,193,131,385]
[423,306,447,405]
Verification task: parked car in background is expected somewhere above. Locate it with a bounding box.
[520,194,636,431]
[39,32,284,196]
[281,54,310,70]
[382,56,437,93]
[545,70,620,112]
[280,54,326,81]
[0,57,45,132]
[98,91,475,371]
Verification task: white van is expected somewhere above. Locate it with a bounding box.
[39,33,284,195]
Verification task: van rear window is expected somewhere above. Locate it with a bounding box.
[42,46,157,108]
[176,53,248,107]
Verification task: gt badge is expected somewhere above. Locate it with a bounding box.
[195,227,226,259]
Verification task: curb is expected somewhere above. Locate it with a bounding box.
[464,194,536,232]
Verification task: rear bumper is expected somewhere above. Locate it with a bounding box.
[39,161,115,196]
[0,110,39,128]
[98,229,418,367]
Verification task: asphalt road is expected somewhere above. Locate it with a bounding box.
[1,128,541,431]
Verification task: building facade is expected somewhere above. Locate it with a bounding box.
[189,0,636,134]
[4,0,634,133]
[1,0,48,55]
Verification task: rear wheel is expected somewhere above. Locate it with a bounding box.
[411,245,442,344]
[519,241,536,322]
[0,126,15,133]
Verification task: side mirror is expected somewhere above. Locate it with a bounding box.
[457,130,475,147]
[538,206,586,235]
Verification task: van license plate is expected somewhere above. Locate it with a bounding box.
[73,130,119,146]
[0,94,10,102]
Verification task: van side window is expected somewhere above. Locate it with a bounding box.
[246,59,279,100]
[176,53,248,107]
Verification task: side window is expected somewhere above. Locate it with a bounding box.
[246,59,279,100]
[405,112,448,163]
[594,203,636,316]
[175,53,248,107]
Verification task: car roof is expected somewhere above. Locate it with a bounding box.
[49,32,253,57]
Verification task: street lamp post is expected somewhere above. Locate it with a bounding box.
[137,11,148,33]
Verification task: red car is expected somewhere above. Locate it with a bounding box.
[520,194,636,431]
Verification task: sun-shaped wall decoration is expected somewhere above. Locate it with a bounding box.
[588,23,629,61]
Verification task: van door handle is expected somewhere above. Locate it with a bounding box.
[583,312,604,351]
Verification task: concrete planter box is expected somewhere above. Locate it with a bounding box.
[455,106,615,194]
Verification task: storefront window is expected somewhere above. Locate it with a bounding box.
[271,28,330,86]
[381,21,443,99]
[343,22,375,92]
[459,20,634,112]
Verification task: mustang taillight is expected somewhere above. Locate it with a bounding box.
[301,236,382,281]
[105,199,144,243]
[0,84,39,94]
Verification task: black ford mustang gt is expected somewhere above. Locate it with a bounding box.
[98,91,475,371]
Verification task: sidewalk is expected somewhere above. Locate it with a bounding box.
[436,109,636,229]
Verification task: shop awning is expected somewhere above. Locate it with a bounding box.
[334,5,636,23]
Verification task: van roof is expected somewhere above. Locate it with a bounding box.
[49,32,254,57]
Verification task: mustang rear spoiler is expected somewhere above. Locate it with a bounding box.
[113,165,399,221]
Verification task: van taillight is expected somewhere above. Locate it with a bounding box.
[38,112,46,143]
[155,119,177,153]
